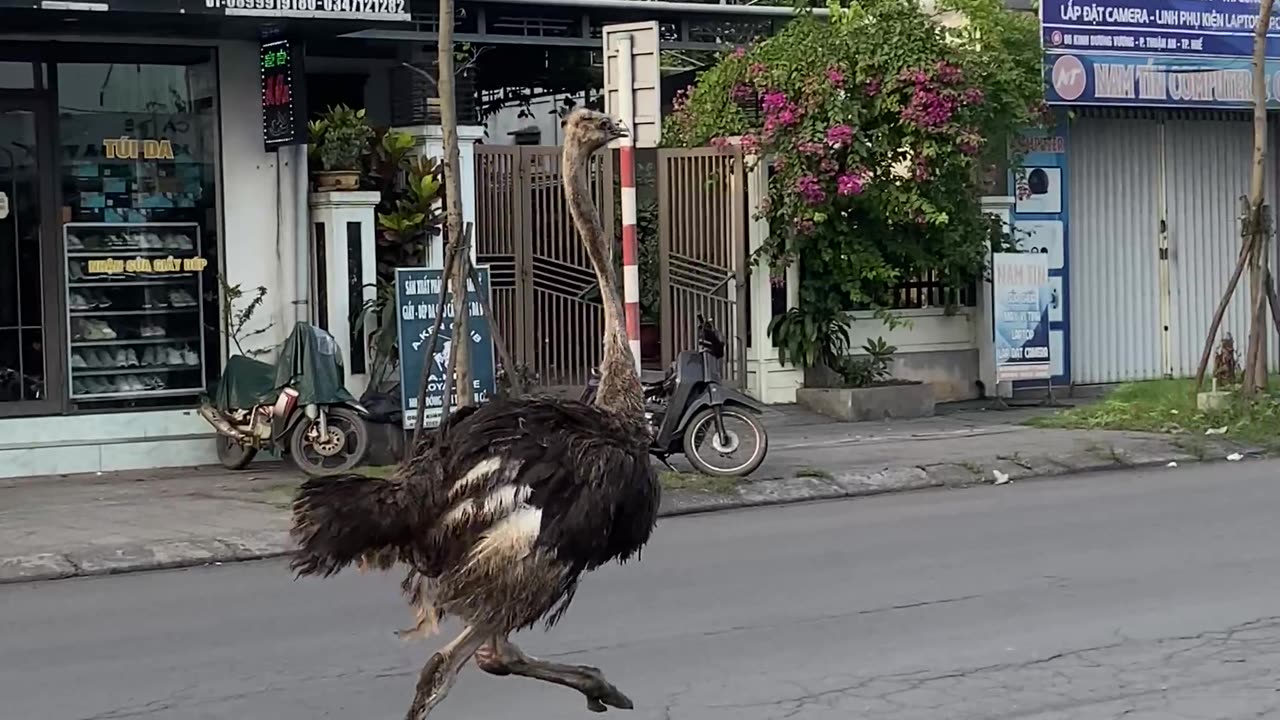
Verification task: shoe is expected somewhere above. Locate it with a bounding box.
[166,347,184,366]
[66,234,83,250]
[69,293,88,311]
[93,291,111,309]
[70,320,85,341]
[182,347,199,366]
[69,263,84,281]
[89,320,116,340]
[150,289,169,308]
[72,379,87,395]
[125,349,140,367]
[140,346,156,366]
[71,351,88,369]
[176,234,194,250]
[93,349,114,368]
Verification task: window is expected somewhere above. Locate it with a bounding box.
[57,53,221,410]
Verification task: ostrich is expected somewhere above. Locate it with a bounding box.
[289,108,659,720]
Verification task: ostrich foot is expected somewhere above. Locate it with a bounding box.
[403,625,485,720]
[475,637,634,712]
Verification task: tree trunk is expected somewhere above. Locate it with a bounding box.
[1193,237,1251,391]
[1242,0,1275,397]
[437,0,473,407]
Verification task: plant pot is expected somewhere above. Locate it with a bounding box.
[640,322,660,361]
[796,382,936,422]
[313,170,362,192]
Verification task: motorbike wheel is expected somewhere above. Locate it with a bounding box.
[216,434,258,471]
[682,406,769,477]
[288,406,370,477]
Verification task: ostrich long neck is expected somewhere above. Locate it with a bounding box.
[563,142,643,418]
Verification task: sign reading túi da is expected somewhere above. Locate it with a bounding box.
[261,38,307,151]
[395,266,497,430]
[87,257,209,274]
[102,137,176,161]
[992,252,1053,382]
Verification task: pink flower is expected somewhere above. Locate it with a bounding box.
[748,62,767,78]
[936,61,963,84]
[731,83,755,101]
[710,136,731,148]
[740,133,759,154]
[836,172,866,196]
[761,90,788,113]
[731,46,747,58]
[796,175,826,205]
[798,141,826,156]
[901,88,956,130]
[825,66,845,87]
[825,124,854,147]
[962,87,985,105]
[820,157,839,174]
[864,78,881,97]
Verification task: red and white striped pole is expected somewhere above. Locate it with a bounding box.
[617,33,643,371]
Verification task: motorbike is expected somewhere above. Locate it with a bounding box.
[583,314,769,477]
[199,322,372,477]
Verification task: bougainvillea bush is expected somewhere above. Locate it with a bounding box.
[663,0,1043,368]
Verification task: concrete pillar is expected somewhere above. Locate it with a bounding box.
[979,195,1015,399]
[744,151,803,404]
[308,190,381,398]
[392,124,486,268]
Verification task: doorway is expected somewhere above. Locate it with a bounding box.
[0,96,62,416]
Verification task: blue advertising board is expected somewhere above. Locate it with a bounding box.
[1041,0,1280,59]
[1007,121,1071,386]
[395,266,497,430]
[992,253,1054,382]
[1046,51,1280,107]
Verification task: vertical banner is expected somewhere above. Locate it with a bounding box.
[395,266,497,430]
[1009,118,1070,385]
[993,252,1053,382]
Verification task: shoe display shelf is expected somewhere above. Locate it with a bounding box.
[64,222,208,402]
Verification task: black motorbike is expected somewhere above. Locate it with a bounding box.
[199,322,371,477]
[583,315,769,477]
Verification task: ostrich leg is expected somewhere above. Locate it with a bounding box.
[475,636,634,712]
[404,625,486,720]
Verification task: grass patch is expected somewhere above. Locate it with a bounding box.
[1027,377,1280,448]
[261,483,298,509]
[359,465,397,479]
[794,466,835,481]
[660,470,740,496]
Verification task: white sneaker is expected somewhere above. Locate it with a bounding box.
[93,321,116,340]
[67,234,83,250]
[69,293,88,311]
[125,349,140,367]
[166,347,184,366]
[93,349,114,368]
[71,351,88,369]
[141,347,156,366]
[182,347,199,366]
[176,234,193,250]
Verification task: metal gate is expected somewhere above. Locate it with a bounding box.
[474,145,614,389]
[657,147,748,388]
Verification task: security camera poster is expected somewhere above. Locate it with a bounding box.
[993,252,1053,382]
[395,266,497,430]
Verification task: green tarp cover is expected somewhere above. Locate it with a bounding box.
[213,322,356,410]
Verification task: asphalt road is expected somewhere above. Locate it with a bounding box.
[5,461,1280,720]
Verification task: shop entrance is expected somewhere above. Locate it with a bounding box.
[0,95,61,416]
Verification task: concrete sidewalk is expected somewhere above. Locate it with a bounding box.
[0,402,1253,584]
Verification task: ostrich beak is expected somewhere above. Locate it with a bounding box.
[609,120,630,141]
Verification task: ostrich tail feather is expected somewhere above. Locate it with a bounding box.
[289,473,419,578]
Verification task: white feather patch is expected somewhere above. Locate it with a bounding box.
[467,506,543,569]
[442,484,532,529]
[449,457,504,500]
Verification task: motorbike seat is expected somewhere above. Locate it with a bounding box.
[640,369,669,386]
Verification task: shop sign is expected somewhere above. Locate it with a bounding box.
[1045,51,1280,108]
[86,256,209,274]
[395,266,497,430]
[102,137,176,161]
[261,39,308,151]
[194,0,409,22]
[992,253,1053,383]
[1042,0,1280,59]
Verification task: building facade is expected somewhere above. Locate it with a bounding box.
[1037,0,1280,387]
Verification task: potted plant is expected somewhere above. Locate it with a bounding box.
[309,105,374,191]
[770,307,934,422]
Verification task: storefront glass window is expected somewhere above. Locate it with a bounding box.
[57,53,220,410]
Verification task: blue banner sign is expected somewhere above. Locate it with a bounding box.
[395,266,497,430]
[992,253,1053,383]
[1045,52,1280,107]
[1041,0,1280,58]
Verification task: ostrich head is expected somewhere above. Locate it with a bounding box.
[561,109,629,153]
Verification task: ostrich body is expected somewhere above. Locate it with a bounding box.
[290,109,659,719]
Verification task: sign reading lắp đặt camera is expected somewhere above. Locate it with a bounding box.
[992,252,1053,383]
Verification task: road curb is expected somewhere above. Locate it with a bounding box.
[0,444,1256,585]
